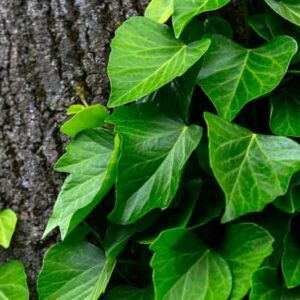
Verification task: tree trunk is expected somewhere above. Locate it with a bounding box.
[0,0,147,296]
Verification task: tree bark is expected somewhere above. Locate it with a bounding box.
[0,0,147,296]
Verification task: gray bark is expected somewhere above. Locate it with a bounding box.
[0,0,147,296]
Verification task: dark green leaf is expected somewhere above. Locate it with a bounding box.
[205,112,300,222]
[198,35,297,121]
[44,129,120,239]
[104,286,153,300]
[0,261,29,300]
[107,103,202,224]
[204,16,233,38]
[108,16,210,107]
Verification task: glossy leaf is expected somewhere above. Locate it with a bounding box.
[0,209,17,249]
[0,261,29,300]
[104,286,153,300]
[205,112,300,222]
[107,103,202,224]
[37,241,115,300]
[198,35,297,121]
[282,232,300,288]
[250,267,300,299]
[265,0,300,27]
[220,223,274,300]
[249,14,273,41]
[44,129,120,239]
[150,228,232,300]
[145,0,173,23]
[61,104,108,137]
[107,16,211,107]
[270,82,300,137]
[172,0,230,37]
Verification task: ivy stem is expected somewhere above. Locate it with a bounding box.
[75,83,89,107]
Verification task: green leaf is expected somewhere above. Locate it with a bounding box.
[249,14,273,41]
[150,228,232,300]
[145,0,173,23]
[44,129,120,239]
[107,103,202,224]
[107,16,211,107]
[265,0,300,27]
[67,104,85,115]
[0,209,17,249]
[104,286,153,300]
[204,17,233,38]
[282,231,300,288]
[172,0,230,38]
[198,35,297,121]
[250,267,300,299]
[61,104,109,137]
[205,112,300,222]
[37,240,115,300]
[0,261,29,300]
[270,82,300,137]
[219,223,274,300]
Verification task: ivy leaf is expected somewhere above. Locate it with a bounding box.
[44,129,120,239]
[150,228,232,300]
[265,0,300,27]
[204,16,233,38]
[172,0,230,38]
[0,261,29,300]
[37,240,115,300]
[107,16,211,107]
[282,228,300,288]
[104,286,153,300]
[270,82,300,137]
[145,0,173,23]
[204,112,300,222]
[107,103,202,224]
[67,104,85,115]
[198,35,297,121]
[61,104,109,137]
[250,267,300,299]
[249,14,274,41]
[219,223,274,300]
[0,209,17,249]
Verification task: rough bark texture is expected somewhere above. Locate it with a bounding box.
[0,0,147,296]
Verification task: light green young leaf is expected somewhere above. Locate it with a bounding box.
[270,82,300,137]
[265,0,300,27]
[198,35,297,121]
[250,267,300,299]
[172,0,230,38]
[61,104,108,137]
[0,261,29,300]
[37,241,115,300]
[220,223,274,300]
[44,129,120,239]
[107,103,202,224]
[150,228,232,300]
[145,0,173,23]
[282,231,300,288]
[0,209,17,249]
[107,16,211,107]
[205,112,300,222]
[104,286,153,300]
[67,104,85,115]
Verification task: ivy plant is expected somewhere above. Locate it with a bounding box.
[39,0,300,299]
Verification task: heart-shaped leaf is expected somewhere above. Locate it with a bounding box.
[145,0,173,23]
[44,129,120,239]
[220,223,274,300]
[37,240,115,300]
[198,35,297,121]
[250,267,300,299]
[270,82,300,137]
[265,0,300,27]
[107,103,202,224]
[0,209,17,249]
[205,112,300,222]
[150,227,232,300]
[0,261,29,300]
[172,0,230,38]
[107,16,211,107]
